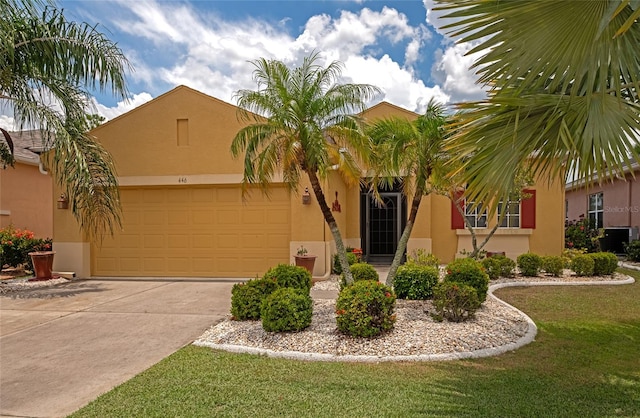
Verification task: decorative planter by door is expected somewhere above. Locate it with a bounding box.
[28,251,55,281]
[294,255,316,275]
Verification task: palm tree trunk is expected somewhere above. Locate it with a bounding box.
[386,186,423,286]
[306,169,354,284]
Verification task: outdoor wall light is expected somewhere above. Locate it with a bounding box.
[57,193,69,209]
[302,187,311,205]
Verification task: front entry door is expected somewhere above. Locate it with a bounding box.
[365,192,402,264]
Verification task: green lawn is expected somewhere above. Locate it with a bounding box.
[70,270,640,418]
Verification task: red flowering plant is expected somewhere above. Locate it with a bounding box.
[564,218,601,252]
[0,226,50,270]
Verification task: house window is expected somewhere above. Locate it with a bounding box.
[588,192,603,228]
[498,199,520,228]
[465,200,487,228]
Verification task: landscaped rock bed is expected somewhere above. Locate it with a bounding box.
[194,270,632,361]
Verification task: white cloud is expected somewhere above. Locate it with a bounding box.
[431,42,487,103]
[94,92,153,121]
[0,114,18,131]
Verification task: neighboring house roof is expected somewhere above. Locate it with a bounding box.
[5,130,46,166]
[565,160,640,191]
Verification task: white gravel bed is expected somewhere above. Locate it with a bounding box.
[194,296,531,360]
[0,277,70,294]
[194,271,634,362]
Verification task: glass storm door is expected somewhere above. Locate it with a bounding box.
[366,193,402,261]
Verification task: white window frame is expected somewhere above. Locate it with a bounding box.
[588,192,603,229]
[464,200,487,228]
[498,199,521,228]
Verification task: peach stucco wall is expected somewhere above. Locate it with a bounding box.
[0,161,53,238]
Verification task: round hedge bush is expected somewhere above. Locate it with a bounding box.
[589,252,618,276]
[335,280,396,338]
[625,240,640,262]
[332,251,359,274]
[541,255,564,277]
[432,281,481,323]
[230,277,279,320]
[481,255,515,280]
[571,254,595,276]
[444,258,489,302]
[339,262,379,289]
[263,264,312,294]
[517,253,542,277]
[393,264,439,300]
[260,287,313,332]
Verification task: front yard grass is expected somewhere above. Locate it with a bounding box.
[70,269,640,418]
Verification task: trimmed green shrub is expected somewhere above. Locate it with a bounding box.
[589,252,618,276]
[444,258,489,302]
[541,255,564,277]
[339,262,379,289]
[230,278,279,320]
[625,240,640,262]
[263,264,312,294]
[481,255,516,280]
[571,254,595,276]
[335,280,396,338]
[332,252,358,274]
[432,281,481,323]
[562,248,587,268]
[261,288,313,332]
[393,264,439,300]
[517,253,542,277]
[406,249,440,268]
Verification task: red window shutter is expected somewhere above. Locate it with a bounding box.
[451,191,465,229]
[521,189,536,229]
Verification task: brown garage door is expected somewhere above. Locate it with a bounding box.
[92,185,291,277]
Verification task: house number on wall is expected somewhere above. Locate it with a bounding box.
[178,177,188,183]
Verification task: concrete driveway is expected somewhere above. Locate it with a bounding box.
[0,277,237,418]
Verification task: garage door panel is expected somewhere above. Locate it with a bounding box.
[92,185,291,277]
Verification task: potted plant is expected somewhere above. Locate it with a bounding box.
[294,245,316,275]
[27,238,54,281]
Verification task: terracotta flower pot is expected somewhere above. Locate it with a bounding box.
[28,251,55,281]
[294,255,316,275]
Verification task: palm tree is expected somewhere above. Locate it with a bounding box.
[230,53,380,284]
[1,0,130,237]
[367,100,447,286]
[434,0,640,205]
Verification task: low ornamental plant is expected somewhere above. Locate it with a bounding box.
[589,252,618,276]
[0,226,52,271]
[263,264,312,294]
[339,262,379,290]
[481,255,516,280]
[562,248,587,268]
[517,253,542,277]
[393,264,439,300]
[571,254,595,276]
[541,255,564,277]
[260,288,313,332]
[335,280,396,338]
[564,218,600,252]
[432,281,481,323]
[406,249,440,268]
[444,258,489,302]
[230,277,278,320]
[332,252,358,274]
[625,239,640,262]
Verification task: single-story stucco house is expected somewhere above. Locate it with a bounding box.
[566,161,639,253]
[0,130,53,238]
[52,86,565,279]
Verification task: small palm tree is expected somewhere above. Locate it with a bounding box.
[1,0,130,238]
[434,0,640,204]
[367,99,447,285]
[231,52,380,284]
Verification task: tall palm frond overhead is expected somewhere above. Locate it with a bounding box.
[435,0,640,203]
[0,0,130,237]
[367,99,447,285]
[231,52,380,283]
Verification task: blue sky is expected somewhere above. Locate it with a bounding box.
[39,1,488,121]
